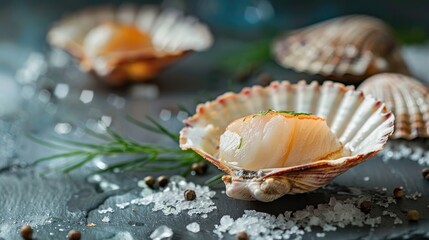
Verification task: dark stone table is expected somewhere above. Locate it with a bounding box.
[1,2,429,240]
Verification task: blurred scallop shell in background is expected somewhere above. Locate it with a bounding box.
[358,73,429,139]
[180,80,394,202]
[48,5,213,85]
[272,15,409,84]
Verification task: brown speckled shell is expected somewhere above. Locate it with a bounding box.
[273,15,409,84]
[180,80,394,202]
[47,5,213,85]
[358,73,429,139]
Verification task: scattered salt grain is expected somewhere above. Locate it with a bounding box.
[405,191,422,200]
[186,222,200,233]
[98,207,114,214]
[150,225,173,240]
[80,90,94,104]
[107,94,126,109]
[116,202,130,209]
[214,197,381,239]
[363,176,370,181]
[54,122,72,135]
[130,176,216,216]
[159,109,172,121]
[380,140,429,165]
[54,83,69,99]
[394,218,403,225]
[102,216,110,223]
[316,233,326,238]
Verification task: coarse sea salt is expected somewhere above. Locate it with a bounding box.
[186,222,200,233]
[380,140,429,165]
[214,197,382,239]
[150,225,173,240]
[116,202,130,209]
[98,207,114,214]
[102,216,110,223]
[130,176,217,216]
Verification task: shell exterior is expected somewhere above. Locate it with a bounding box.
[48,5,213,84]
[358,73,429,139]
[273,15,409,84]
[180,80,394,202]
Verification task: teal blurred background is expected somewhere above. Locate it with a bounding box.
[1,0,429,51]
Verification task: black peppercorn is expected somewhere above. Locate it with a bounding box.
[20,224,33,240]
[359,201,372,214]
[192,162,209,175]
[184,189,197,201]
[236,231,249,240]
[144,176,155,188]
[407,210,420,221]
[157,176,169,188]
[67,230,81,240]
[393,187,405,198]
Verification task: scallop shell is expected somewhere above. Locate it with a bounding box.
[273,15,409,84]
[180,80,394,202]
[48,5,213,85]
[358,73,429,139]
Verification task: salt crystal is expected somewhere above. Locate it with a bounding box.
[54,83,69,99]
[98,207,114,214]
[176,111,189,121]
[394,218,403,225]
[38,89,51,103]
[186,222,200,233]
[80,90,94,104]
[54,122,72,135]
[116,202,130,209]
[363,176,370,181]
[159,109,172,121]
[214,197,382,239]
[107,94,126,109]
[102,216,110,223]
[130,84,159,99]
[150,225,173,240]
[131,177,216,217]
[316,233,326,238]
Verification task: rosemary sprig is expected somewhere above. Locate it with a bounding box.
[31,116,206,176]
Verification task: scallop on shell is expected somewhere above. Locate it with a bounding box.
[180,80,394,202]
[48,5,213,85]
[273,15,409,84]
[358,73,429,139]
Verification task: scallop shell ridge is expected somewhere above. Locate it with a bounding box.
[358,73,429,139]
[180,80,394,202]
[273,15,409,83]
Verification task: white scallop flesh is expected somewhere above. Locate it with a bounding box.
[219,112,343,171]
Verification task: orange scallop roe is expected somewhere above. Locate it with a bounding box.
[86,22,153,55]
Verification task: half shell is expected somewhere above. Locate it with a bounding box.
[180,80,394,202]
[273,15,409,84]
[48,5,213,85]
[358,73,429,139]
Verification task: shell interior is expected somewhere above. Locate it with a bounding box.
[358,73,429,139]
[273,15,409,83]
[180,80,394,201]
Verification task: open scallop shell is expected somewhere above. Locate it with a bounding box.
[180,80,394,202]
[358,73,429,139]
[273,15,409,84]
[48,5,213,85]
